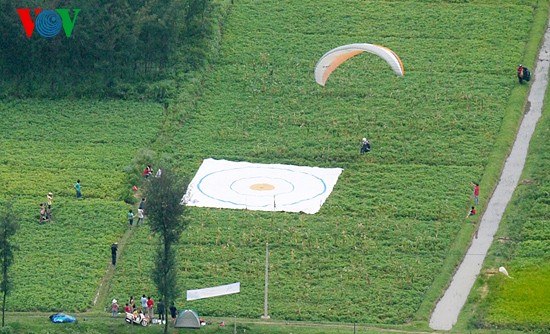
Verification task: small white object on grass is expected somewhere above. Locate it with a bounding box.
[498,266,513,278]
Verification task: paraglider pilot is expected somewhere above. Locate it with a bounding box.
[360,138,371,154]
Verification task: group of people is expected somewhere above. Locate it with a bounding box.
[466,181,480,218]
[143,165,161,178]
[112,295,178,323]
[39,192,54,224]
[128,197,146,227]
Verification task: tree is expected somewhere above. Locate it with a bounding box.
[144,168,188,333]
[0,201,20,328]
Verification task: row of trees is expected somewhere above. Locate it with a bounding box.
[0,0,215,99]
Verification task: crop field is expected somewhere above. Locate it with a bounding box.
[1,0,549,331]
[0,100,163,311]
[107,0,546,326]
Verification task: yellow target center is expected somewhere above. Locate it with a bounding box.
[249,183,275,191]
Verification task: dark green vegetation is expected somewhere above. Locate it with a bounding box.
[0,0,549,333]
[0,201,20,327]
[145,169,189,333]
[0,0,216,100]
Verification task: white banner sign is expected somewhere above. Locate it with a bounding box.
[186,282,240,301]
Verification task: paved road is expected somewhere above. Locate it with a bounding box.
[429,16,550,331]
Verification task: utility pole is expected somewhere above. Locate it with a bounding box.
[261,242,270,319]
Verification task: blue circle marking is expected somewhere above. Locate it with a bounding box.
[197,166,327,208]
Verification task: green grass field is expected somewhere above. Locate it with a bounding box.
[1,0,549,332]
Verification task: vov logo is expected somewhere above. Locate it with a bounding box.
[16,8,80,38]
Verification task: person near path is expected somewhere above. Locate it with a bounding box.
[111,299,119,317]
[137,208,144,225]
[517,64,531,84]
[466,206,476,218]
[517,64,523,84]
[129,296,135,313]
[157,299,165,322]
[141,295,148,315]
[360,138,371,154]
[147,296,154,320]
[74,179,82,199]
[124,303,131,313]
[169,303,177,324]
[111,242,118,266]
[471,182,480,205]
[128,209,134,226]
[139,198,146,210]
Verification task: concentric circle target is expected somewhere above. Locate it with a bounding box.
[197,167,326,208]
[184,159,343,214]
[35,10,62,38]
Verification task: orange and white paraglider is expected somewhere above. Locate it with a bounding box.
[314,43,404,86]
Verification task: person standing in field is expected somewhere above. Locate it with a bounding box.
[46,192,53,219]
[111,299,119,317]
[139,198,146,210]
[74,179,82,199]
[147,296,154,320]
[129,296,136,313]
[169,303,177,324]
[141,295,148,315]
[137,208,144,225]
[157,299,165,322]
[471,182,479,205]
[111,242,118,266]
[128,209,134,226]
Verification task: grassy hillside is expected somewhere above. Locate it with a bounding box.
[110,0,547,326]
[0,100,163,311]
[0,0,548,332]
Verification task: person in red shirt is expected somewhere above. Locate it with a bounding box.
[466,206,476,218]
[124,303,131,313]
[471,182,479,205]
[147,296,154,319]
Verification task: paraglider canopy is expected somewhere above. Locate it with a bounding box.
[314,43,404,86]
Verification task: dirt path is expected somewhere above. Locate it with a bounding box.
[90,225,136,312]
[429,17,550,331]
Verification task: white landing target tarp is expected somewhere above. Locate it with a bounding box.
[182,159,343,214]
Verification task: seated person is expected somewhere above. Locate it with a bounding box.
[466,206,476,218]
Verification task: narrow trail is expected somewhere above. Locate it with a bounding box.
[90,220,137,312]
[429,17,550,331]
